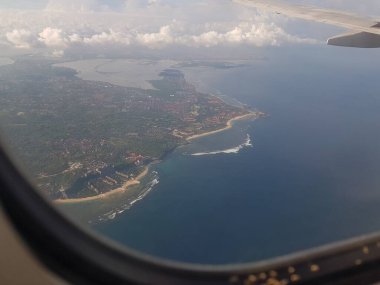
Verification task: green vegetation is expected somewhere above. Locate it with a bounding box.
[0,59,250,200]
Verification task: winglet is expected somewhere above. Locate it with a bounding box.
[328,31,380,48]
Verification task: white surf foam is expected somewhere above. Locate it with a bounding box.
[191,134,252,156]
[93,174,160,223]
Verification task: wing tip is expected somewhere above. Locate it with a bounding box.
[328,31,380,48]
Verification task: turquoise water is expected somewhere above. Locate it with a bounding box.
[94,46,380,265]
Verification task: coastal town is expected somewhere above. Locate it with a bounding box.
[0,59,261,201]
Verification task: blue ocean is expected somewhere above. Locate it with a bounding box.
[94,46,380,265]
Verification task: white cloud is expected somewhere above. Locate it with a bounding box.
[184,22,317,48]
[6,29,35,49]
[188,31,223,48]
[136,25,174,48]
[0,0,322,56]
[68,33,82,43]
[3,21,317,52]
[38,27,67,48]
[83,29,132,45]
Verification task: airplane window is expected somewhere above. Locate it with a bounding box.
[1,0,380,280]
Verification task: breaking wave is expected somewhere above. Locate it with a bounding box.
[92,172,160,223]
[191,134,252,156]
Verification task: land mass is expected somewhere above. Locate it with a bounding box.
[0,58,262,201]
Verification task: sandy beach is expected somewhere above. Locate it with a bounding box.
[54,112,258,204]
[54,166,149,204]
[186,112,258,141]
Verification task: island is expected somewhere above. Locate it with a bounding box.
[0,58,262,202]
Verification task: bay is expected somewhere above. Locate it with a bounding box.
[94,46,380,265]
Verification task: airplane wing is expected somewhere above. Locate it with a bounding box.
[233,0,380,48]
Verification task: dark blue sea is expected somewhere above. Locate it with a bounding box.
[94,46,380,265]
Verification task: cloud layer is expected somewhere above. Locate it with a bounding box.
[0,0,326,56]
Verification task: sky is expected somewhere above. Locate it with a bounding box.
[0,0,378,58]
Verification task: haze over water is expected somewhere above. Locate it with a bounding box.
[95,46,380,265]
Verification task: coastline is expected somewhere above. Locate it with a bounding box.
[54,111,261,205]
[186,112,258,141]
[54,166,150,204]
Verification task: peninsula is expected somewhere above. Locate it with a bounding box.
[0,58,261,201]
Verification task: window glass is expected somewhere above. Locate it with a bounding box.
[0,0,380,265]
